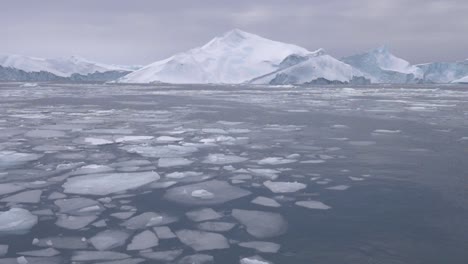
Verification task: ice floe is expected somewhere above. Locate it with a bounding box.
[153,226,176,239]
[263,181,306,193]
[71,251,130,262]
[54,197,103,215]
[140,249,183,262]
[186,208,222,222]
[63,171,160,195]
[0,183,25,196]
[127,230,159,250]
[123,212,178,229]
[55,215,97,230]
[197,222,236,232]
[326,185,350,191]
[295,200,331,210]
[177,254,214,264]
[158,157,193,168]
[0,151,43,168]
[123,145,198,158]
[90,230,130,251]
[251,196,281,208]
[258,157,296,165]
[18,248,60,257]
[35,236,88,249]
[1,190,42,204]
[238,241,281,253]
[202,153,248,165]
[164,180,251,206]
[176,229,230,251]
[232,209,287,238]
[0,208,37,235]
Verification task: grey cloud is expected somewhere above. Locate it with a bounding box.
[2,0,467,65]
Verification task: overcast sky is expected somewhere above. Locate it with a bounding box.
[2,0,467,65]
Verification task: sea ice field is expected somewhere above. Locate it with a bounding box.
[0,83,467,264]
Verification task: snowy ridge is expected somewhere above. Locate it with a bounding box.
[0,54,130,77]
[118,29,311,84]
[452,75,468,83]
[341,46,423,83]
[250,50,368,85]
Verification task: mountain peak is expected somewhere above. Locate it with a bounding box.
[373,45,390,54]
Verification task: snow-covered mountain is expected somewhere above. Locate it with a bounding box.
[118,29,312,84]
[341,46,423,83]
[0,54,132,82]
[250,49,369,85]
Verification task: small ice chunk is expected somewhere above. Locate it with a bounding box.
[232,209,287,239]
[141,249,183,262]
[123,145,198,158]
[123,212,178,230]
[0,183,25,196]
[55,215,97,230]
[295,200,331,210]
[153,226,176,239]
[115,136,154,143]
[1,190,42,204]
[240,255,271,264]
[373,129,401,134]
[191,189,215,200]
[54,197,103,215]
[238,241,280,253]
[18,248,60,257]
[63,171,160,195]
[247,169,280,180]
[47,192,66,200]
[127,230,159,250]
[202,154,248,165]
[72,251,131,262]
[166,171,203,179]
[90,230,130,251]
[84,138,114,145]
[176,229,229,251]
[263,181,306,193]
[0,208,37,235]
[164,180,251,206]
[197,222,236,232]
[156,136,183,142]
[186,208,221,222]
[158,158,193,168]
[258,157,296,165]
[349,176,364,181]
[251,196,281,208]
[177,254,214,264]
[326,185,350,191]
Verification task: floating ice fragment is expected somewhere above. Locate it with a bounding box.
[84,138,113,145]
[54,197,103,215]
[115,136,154,143]
[63,171,160,195]
[153,226,176,239]
[238,241,281,253]
[240,256,272,264]
[156,136,183,143]
[127,230,159,250]
[158,158,193,168]
[90,230,130,251]
[263,181,306,193]
[141,249,183,262]
[186,208,221,222]
[123,212,178,230]
[232,209,287,239]
[197,222,236,232]
[191,190,214,200]
[123,145,198,158]
[164,180,251,206]
[1,190,42,204]
[0,208,37,235]
[176,229,229,251]
[373,129,401,134]
[0,151,43,168]
[0,183,25,196]
[247,169,280,180]
[251,197,281,208]
[295,200,331,210]
[55,215,97,230]
[166,171,203,179]
[326,185,350,191]
[257,157,296,165]
[202,154,248,165]
[177,254,214,264]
